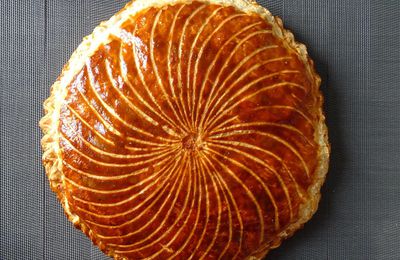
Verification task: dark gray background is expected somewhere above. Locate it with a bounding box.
[1,0,399,259]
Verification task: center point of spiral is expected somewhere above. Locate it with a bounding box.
[181,132,202,152]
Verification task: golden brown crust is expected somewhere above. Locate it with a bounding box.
[40,0,329,259]
[247,13,330,259]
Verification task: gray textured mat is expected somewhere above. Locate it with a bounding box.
[1,0,399,259]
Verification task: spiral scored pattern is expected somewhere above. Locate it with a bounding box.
[43,1,327,259]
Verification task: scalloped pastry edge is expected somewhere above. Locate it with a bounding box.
[39,0,330,259]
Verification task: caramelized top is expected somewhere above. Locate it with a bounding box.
[58,2,319,259]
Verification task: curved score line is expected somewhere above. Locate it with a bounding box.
[187,7,224,127]
[125,22,184,137]
[209,129,310,178]
[149,9,190,135]
[193,19,261,128]
[167,156,205,259]
[207,141,292,222]
[85,60,154,138]
[203,148,265,244]
[112,152,197,255]
[198,29,273,131]
[76,86,123,137]
[205,145,281,230]
[90,152,188,235]
[208,138,306,200]
[196,152,223,260]
[209,115,240,132]
[62,153,170,181]
[110,155,193,250]
[205,81,306,133]
[63,117,175,160]
[200,154,243,259]
[64,152,178,196]
[73,154,181,218]
[210,121,314,146]
[104,59,160,128]
[178,155,209,260]
[119,40,184,138]
[126,135,179,147]
[130,25,165,127]
[176,4,208,130]
[202,60,295,129]
[167,5,191,132]
[146,155,200,259]
[251,105,314,126]
[210,104,314,134]
[200,161,233,260]
[80,156,181,218]
[201,47,283,128]
[65,104,115,146]
[61,134,178,168]
[124,145,172,152]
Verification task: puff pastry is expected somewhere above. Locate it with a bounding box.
[40,0,330,259]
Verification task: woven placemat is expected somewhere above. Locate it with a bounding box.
[1,1,399,259]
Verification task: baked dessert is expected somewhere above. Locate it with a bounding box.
[39,0,330,259]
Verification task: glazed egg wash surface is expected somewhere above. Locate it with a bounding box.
[40,0,330,259]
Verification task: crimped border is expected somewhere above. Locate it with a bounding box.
[39,0,330,259]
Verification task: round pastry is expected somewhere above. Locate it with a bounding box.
[39,0,330,259]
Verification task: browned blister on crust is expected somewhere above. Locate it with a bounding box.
[40,0,330,259]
